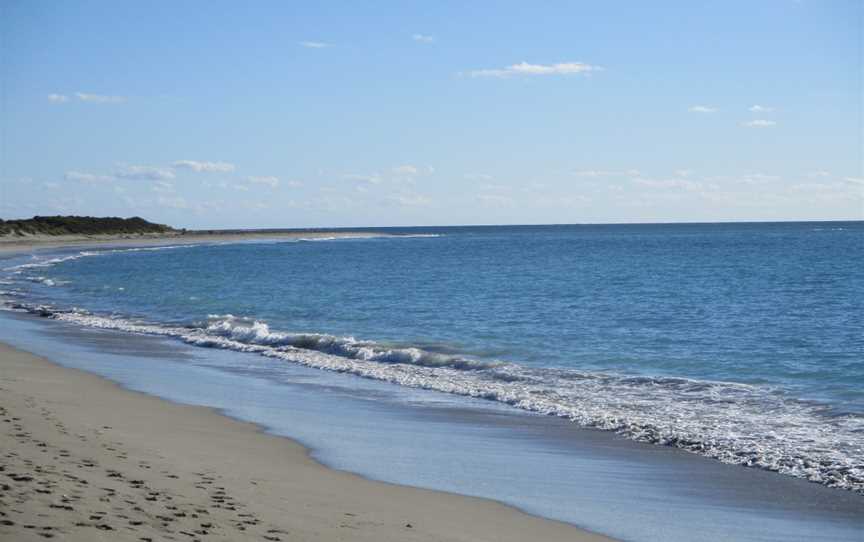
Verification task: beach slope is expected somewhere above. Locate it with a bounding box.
[0,343,613,541]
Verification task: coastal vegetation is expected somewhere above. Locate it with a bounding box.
[0,216,174,237]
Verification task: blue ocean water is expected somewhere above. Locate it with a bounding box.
[2,222,863,496]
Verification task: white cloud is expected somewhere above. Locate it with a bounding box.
[65,171,114,183]
[412,34,435,43]
[75,92,126,104]
[688,105,717,113]
[749,105,774,113]
[573,169,640,177]
[152,180,175,193]
[464,173,493,181]
[343,173,383,184]
[300,41,330,48]
[285,179,304,188]
[115,165,176,181]
[173,160,236,173]
[391,165,419,176]
[743,119,776,128]
[469,61,602,78]
[631,177,706,191]
[387,193,432,207]
[246,175,280,187]
[48,94,69,103]
[737,173,780,184]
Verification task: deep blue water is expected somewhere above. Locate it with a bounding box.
[2,222,863,494]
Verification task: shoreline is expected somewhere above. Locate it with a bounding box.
[0,340,614,541]
[3,229,863,541]
[0,230,384,255]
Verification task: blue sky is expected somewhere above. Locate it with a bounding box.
[1,0,861,228]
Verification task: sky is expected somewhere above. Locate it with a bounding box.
[1,0,862,228]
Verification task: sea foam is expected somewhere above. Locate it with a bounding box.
[2,301,862,495]
[2,235,862,495]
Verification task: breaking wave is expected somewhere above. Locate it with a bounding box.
[2,301,862,494]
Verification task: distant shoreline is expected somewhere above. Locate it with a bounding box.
[0,230,383,254]
[2,219,860,255]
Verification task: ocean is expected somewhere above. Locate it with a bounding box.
[2,222,862,541]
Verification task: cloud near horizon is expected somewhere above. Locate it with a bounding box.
[64,171,114,183]
[75,92,126,104]
[743,119,776,128]
[391,165,419,176]
[469,61,602,78]
[749,105,775,113]
[688,105,717,113]
[115,165,176,181]
[246,176,280,187]
[49,92,126,104]
[173,160,236,173]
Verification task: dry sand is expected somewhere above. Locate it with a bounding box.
[0,342,613,541]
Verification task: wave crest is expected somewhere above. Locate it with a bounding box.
[2,301,863,495]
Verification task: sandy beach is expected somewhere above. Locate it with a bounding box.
[0,230,380,255]
[0,341,612,542]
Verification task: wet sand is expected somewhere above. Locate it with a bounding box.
[0,342,613,542]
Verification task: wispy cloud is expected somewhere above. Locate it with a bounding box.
[688,105,717,113]
[152,180,175,193]
[299,41,330,49]
[115,165,176,181]
[412,34,435,43]
[573,169,640,177]
[65,171,114,183]
[343,173,383,185]
[48,94,69,103]
[743,119,776,128]
[173,160,236,173]
[387,193,432,207]
[246,175,280,187]
[631,177,706,191]
[75,92,126,104]
[749,105,775,113]
[391,165,419,176]
[469,61,602,78]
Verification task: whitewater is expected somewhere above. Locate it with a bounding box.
[2,223,863,495]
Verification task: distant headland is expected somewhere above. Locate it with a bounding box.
[0,216,175,237]
[0,216,378,252]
